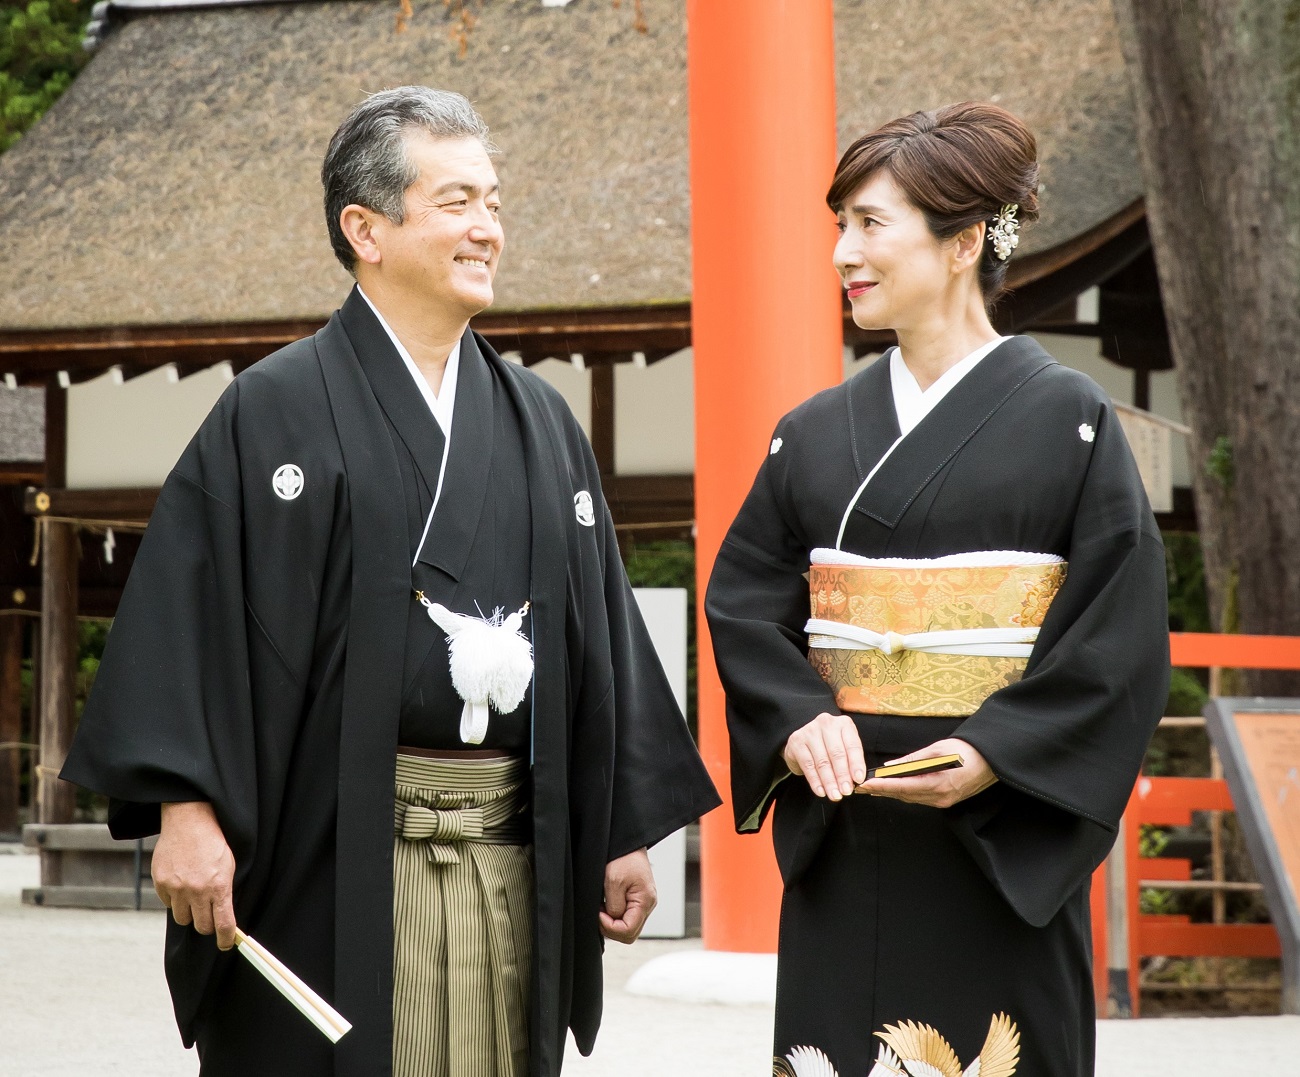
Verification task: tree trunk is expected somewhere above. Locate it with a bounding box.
[1113,0,1300,694]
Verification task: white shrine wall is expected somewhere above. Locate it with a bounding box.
[614,347,694,476]
[66,365,231,489]
[62,346,687,490]
[60,314,1189,492]
[528,357,591,435]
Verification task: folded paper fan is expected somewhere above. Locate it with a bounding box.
[234,929,351,1043]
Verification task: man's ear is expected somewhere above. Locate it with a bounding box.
[951,221,985,275]
[339,205,383,267]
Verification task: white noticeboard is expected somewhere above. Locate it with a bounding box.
[1115,403,1175,513]
[630,587,690,939]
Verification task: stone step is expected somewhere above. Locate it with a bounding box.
[23,885,165,911]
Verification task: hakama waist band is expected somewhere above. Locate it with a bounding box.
[393,753,530,864]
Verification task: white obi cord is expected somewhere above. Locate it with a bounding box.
[804,549,1065,659]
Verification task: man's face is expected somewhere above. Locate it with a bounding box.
[368,134,504,317]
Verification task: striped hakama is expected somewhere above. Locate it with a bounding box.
[392,752,533,1077]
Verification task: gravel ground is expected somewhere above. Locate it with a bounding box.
[3,849,1298,1076]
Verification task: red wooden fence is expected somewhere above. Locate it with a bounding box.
[1091,632,1300,1016]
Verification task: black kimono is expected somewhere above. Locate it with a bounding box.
[62,287,720,1077]
[705,338,1168,1077]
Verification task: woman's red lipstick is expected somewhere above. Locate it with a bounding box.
[846,281,876,299]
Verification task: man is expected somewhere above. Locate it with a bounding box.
[62,87,719,1077]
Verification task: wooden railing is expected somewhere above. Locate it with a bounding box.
[1091,632,1300,1016]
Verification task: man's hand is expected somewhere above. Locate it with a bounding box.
[152,801,238,950]
[853,738,997,809]
[782,712,867,801]
[599,848,657,944]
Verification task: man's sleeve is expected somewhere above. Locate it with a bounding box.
[61,386,260,857]
[595,495,721,861]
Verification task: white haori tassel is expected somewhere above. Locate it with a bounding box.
[418,598,533,745]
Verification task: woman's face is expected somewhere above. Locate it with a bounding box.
[833,170,964,332]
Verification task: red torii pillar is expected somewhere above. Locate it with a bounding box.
[689,0,842,952]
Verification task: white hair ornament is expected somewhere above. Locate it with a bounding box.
[989,203,1020,261]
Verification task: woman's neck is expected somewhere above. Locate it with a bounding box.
[895,302,1001,392]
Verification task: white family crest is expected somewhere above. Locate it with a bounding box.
[574,490,596,527]
[1078,423,1096,443]
[770,437,784,455]
[272,464,304,500]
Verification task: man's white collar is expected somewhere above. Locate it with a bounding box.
[356,287,460,439]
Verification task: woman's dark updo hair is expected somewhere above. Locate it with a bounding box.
[827,102,1040,298]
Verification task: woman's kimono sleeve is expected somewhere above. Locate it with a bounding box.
[704,424,840,832]
[950,400,1170,926]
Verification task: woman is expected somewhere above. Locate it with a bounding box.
[705,103,1168,1077]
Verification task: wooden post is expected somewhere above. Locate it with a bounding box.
[37,384,78,829]
[37,521,78,828]
[1132,365,1150,411]
[689,0,842,952]
[0,615,24,836]
[1207,666,1228,930]
[1105,837,1133,1017]
[590,361,616,477]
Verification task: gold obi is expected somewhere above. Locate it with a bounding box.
[805,551,1067,717]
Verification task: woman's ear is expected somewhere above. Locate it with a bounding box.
[951,221,986,275]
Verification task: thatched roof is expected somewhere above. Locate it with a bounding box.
[835,1,1140,256]
[0,0,1140,332]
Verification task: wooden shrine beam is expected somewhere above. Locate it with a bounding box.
[998,215,1152,332]
[0,320,323,386]
[24,486,160,525]
[0,463,44,484]
[478,305,691,357]
[1008,199,1147,292]
[0,305,693,386]
[604,474,693,524]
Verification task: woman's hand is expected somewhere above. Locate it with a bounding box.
[783,712,867,801]
[854,737,996,809]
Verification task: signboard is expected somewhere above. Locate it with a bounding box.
[1205,698,1300,1013]
[1115,404,1174,513]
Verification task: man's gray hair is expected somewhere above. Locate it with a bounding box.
[322,86,497,272]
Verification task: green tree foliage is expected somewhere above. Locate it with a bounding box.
[1,1,92,154]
